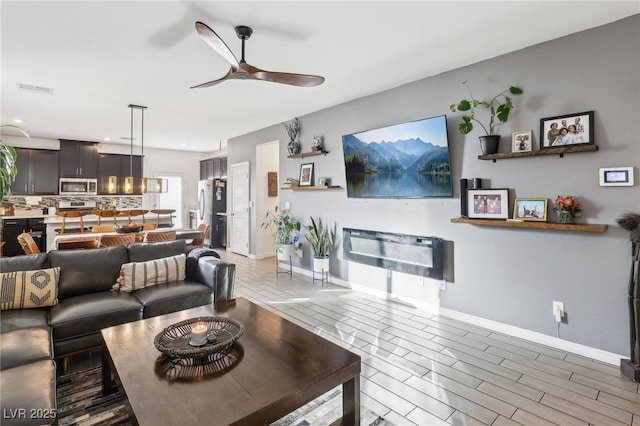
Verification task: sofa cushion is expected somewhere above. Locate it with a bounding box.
[0,267,60,310]
[113,254,186,292]
[0,360,56,426]
[127,240,186,263]
[49,291,142,341]
[0,328,53,370]
[0,309,49,333]
[132,280,213,318]
[49,245,128,299]
[0,253,49,272]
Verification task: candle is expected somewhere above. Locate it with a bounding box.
[190,321,208,346]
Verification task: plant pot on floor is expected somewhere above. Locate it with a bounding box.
[479,135,500,155]
[313,255,330,272]
[277,244,295,261]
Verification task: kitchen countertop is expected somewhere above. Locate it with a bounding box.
[1,211,54,219]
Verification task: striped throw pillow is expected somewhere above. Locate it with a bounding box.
[113,254,186,292]
[0,267,60,310]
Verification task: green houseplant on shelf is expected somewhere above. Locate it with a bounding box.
[449,81,523,155]
[261,206,301,260]
[0,125,29,203]
[305,216,333,273]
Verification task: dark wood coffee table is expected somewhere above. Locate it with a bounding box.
[101,297,361,425]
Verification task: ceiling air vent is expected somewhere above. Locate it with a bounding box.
[17,83,54,95]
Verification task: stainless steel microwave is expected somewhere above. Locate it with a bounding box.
[59,178,98,195]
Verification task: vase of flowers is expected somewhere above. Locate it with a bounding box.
[553,195,581,224]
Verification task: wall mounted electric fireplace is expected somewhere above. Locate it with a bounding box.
[343,228,444,280]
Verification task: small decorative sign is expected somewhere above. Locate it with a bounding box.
[268,172,278,197]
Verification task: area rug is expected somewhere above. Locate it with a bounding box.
[56,367,393,426]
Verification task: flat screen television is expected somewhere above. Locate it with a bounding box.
[341,114,452,198]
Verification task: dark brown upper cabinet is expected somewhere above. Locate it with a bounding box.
[59,139,99,178]
[12,148,59,195]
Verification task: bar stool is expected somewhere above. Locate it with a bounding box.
[126,209,148,225]
[96,210,119,226]
[150,209,175,227]
[56,211,91,234]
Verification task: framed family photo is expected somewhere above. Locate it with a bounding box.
[540,111,594,149]
[513,198,548,221]
[299,163,314,186]
[467,189,509,219]
[512,130,532,152]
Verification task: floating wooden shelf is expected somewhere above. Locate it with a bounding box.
[287,150,328,159]
[450,217,607,233]
[281,185,341,191]
[479,144,598,162]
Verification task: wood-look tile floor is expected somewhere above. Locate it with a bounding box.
[215,250,640,426]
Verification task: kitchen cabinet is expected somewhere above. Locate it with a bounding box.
[199,157,227,180]
[97,153,142,194]
[12,148,59,195]
[59,139,98,178]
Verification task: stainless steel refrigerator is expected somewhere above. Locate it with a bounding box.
[197,179,227,247]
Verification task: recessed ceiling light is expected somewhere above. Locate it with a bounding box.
[181,143,188,147]
[13,119,23,123]
[104,137,111,141]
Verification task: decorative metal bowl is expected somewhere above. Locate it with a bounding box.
[115,225,143,233]
[154,316,244,359]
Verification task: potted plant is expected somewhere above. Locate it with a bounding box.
[449,81,523,155]
[261,206,301,260]
[305,217,333,272]
[0,125,29,203]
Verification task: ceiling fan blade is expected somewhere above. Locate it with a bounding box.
[254,70,325,87]
[195,21,239,70]
[190,69,233,89]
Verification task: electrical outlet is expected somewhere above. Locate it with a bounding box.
[440,280,447,291]
[418,276,424,286]
[553,301,565,323]
[284,201,290,209]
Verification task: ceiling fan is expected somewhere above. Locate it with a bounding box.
[191,21,325,89]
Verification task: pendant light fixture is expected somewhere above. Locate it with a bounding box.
[125,104,167,194]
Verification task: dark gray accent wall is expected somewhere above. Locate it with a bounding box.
[228,15,640,355]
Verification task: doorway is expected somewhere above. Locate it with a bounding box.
[153,173,184,228]
[230,162,249,256]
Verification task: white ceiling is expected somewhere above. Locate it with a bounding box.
[2,1,638,153]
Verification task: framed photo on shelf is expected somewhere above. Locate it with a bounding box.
[513,198,548,221]
[317,177,327,186]
[299,163,314,186]
[467,189,509,219]
[512,130,532,152]
[540,111,594,149]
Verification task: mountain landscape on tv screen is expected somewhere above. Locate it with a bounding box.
[342,133,452,198]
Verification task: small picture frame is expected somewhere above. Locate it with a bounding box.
[467,189,509,219]
[540,111,594,149]
[513,198,548,221]
[512,130,532,152]
[299,163,314,186]
[317,177,327,186]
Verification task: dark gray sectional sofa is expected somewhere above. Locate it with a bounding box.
[0,240,235,425]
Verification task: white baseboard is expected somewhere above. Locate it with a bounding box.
[281,263,625,366]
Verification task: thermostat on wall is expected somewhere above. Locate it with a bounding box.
[599,167,634,186]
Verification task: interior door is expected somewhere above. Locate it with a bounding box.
[230,162,250,256]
